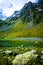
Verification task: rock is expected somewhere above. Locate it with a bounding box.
[5,50,12,54]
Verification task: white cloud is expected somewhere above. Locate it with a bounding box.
[0,0,38,17]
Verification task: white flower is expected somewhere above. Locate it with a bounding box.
[12,50,38,65]
[33,54,38,59]
[31,50,37,54]
[41,56,43,59]
[7,57,11,61]
[41,51,43,54]
[5,50,12,54]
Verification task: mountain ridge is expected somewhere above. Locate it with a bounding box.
[0,1,43,39]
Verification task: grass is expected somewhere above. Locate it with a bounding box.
[0,46,43,65]
[0,40,43,47]
[0,20,43,40]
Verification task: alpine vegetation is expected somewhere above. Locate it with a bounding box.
[12,50,38,65]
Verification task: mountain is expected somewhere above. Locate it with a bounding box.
[12,11,20,17]
[20,1,43,24]
[20,2,38,23]
[38,0,43,9]
[5,1,42,24]
[0,1,43,39]
[9,11,20,21]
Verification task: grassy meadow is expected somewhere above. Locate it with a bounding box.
[0,21,43,40]
[0,40,43,47]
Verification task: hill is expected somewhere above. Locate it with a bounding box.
[0,20,43,40]
[0,1,43,40]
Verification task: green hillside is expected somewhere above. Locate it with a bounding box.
[0,20,43,40]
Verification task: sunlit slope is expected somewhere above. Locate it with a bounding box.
[0,19,33,39]
[0,19,26,39]
[12,19,25,31]
[10,20,33,32]
[0,21,43,40]
[14,21,43,38]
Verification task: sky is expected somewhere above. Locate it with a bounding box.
[0,0,38,19]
